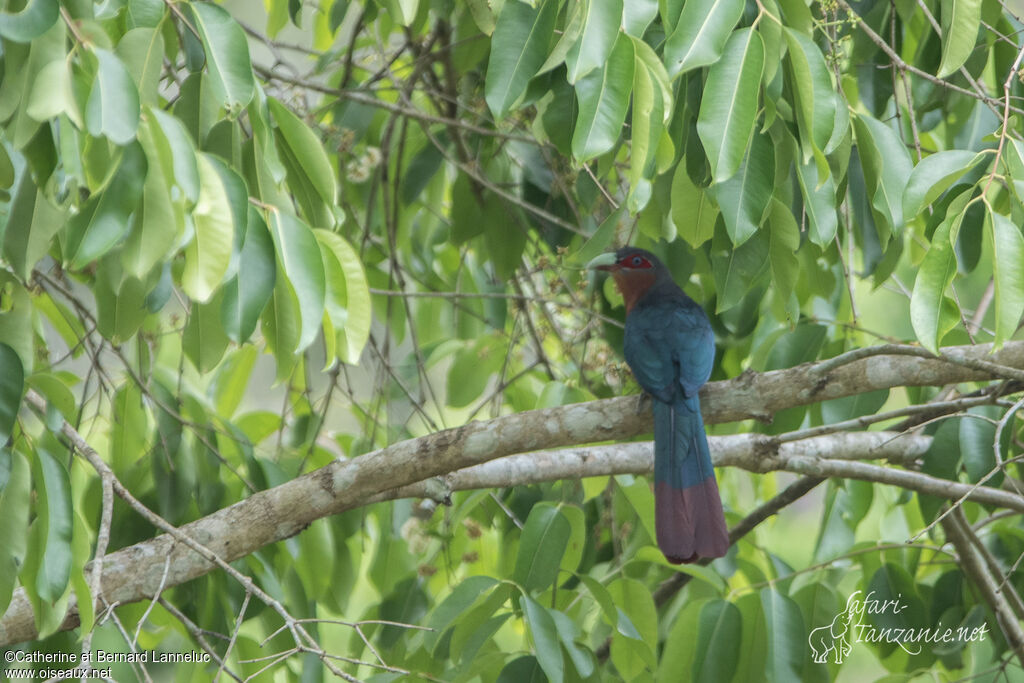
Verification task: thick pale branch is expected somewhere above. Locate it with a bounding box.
[415,433,1024,514]
[942,508,1024,666]
[391,430,932,496]
[707,341,1024,423]
[3,341,1023,646]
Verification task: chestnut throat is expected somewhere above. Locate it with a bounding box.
[612,270,658,314]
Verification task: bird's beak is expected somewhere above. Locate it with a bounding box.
[586,252,618,272]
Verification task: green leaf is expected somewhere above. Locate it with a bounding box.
[0,0,58,42]
[183,296,230,374]
[187,2,256,113]
[0,343,24,446]
[482,196,527,280]
[572,33,634,161]
[268,97,337,209]
[623,0,658,36]
[794,156,838,247]
[466,0,496,35]
[672,163,719,248]
[86,48,141,145]
[32,446,73,603]
[26,373,75,423]
[937,0,982,77]
[450,174,485,244]
[783,29,836,162]
[182,153,235,303]
[550,608,595,678]
[0,449,30,615]
[663,0,744,77]
[498,656,547,683]
[608,578,657,675]
[66,142,147,269]
[697,28,764,183]
[579,575,621,630]
[557,504,586,575]
[211,346,258,418]
[537,0,584,75]
[149,107,200,205]
[633,37,672,122]
[521,595,565,683]
[94,269,150,344]
[315,229,371,364]
[821,389,890,424]
[3,177,64,281]
[760,589,805,683]
[209,157,250,275]
[0,282,32,375]
[1003,138,1024,201]
[450,583,514,661]
[922,417,962,491]
[572,204,623,265]
[424,576,500,652]
[910,207,963,353]
[32,295,85,361]
[565,0,622,84]
[711,131,774,245]
[485,0,558,118]
[692,599,742,682]
[127,0,165,29]
[513,502,570,593]
[383,0,419,25]
[222,208,276,343]
[633,546,729,593]
[712,228,770,313]
[0,144,12,190]
[764,323,827,370]
[987,208,1024,348]
[121,113,184,280]
[117,27,165,108]
[111,384,151,472]
[268,210,326,353]
[616,476,656,542]
[960,410,1002,486]
[26,58,83,127]
[629,43,665,186]
[853,113,913,238]
[768,196,800,304]
[400,136,446,205]
[446,337,502,407]
[378,578,429,648]
[902,150,982,222]
[658,598,709,679]
[295,519,336,603]
[866,564,927,648]
[732,593,769,683]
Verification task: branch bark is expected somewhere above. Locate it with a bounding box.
[942,508,1024,668]
[3,341,1023,646]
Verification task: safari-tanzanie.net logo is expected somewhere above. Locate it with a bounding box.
[808,589,990,664]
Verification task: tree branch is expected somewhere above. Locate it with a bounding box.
[942,508,1024,668]
[377,430,929,500]
[3,341,1024,646]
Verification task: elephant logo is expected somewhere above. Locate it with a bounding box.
[808,605,854,664]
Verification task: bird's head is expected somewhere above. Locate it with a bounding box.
[587,247,666,313]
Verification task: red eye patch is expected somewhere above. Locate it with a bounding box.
[618,254,653,269]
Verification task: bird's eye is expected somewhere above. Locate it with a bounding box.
[631,256,643,266]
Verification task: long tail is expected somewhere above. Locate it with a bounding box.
[653,396,729,563]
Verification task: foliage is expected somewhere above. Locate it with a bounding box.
[0,0,1023,681]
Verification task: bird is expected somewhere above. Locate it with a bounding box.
[588,246,728,563]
